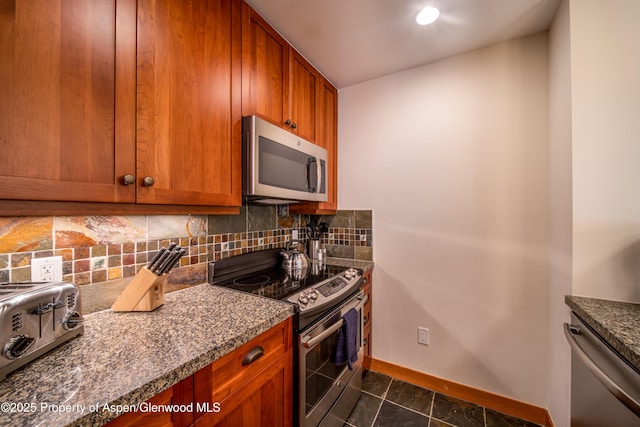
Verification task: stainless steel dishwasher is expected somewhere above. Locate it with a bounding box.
[565,312,640,426]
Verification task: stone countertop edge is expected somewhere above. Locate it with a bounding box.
[0,284,295,427]
[565,295,640,372]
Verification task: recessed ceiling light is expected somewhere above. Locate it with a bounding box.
[416,6,440,26]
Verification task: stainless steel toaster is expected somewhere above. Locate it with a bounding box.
[0,281,84,380]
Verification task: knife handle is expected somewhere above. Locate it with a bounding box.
[167,248,186,273]
[148,247,167,272]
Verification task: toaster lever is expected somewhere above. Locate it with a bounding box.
[33,302,54,315]
[52,300,66,309]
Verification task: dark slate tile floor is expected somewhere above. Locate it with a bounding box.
[345,371,543,427]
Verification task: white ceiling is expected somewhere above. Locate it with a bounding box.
[245,0,561,89]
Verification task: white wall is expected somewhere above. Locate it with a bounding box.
[338,34,551,406]
[570,0,640,302]
[548,0,572,425]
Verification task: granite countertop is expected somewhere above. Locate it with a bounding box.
[565,295,640,372]
[326,257,374,272]
[0,284,295,427]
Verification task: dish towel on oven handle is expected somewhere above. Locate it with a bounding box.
[333,308,358,370]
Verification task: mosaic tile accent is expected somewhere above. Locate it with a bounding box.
[0,210,373,287]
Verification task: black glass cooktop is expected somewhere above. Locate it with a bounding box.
[209,248,348,301]
[212,264,348,300]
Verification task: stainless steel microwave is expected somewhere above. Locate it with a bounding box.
[243,115,328,204]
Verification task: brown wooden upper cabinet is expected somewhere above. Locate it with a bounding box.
[242,2,338,213]
[0,0,242,211]
[241,2,319,143]
[0,0,333,213]
[0,0,137,204]
[136,0,242,207]
[291,77,338,213]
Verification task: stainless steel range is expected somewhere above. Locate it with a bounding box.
[209,249,366,427]
[0,281,84,380]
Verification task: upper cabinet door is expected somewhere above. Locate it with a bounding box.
[287,50,319,142]
[241,2,318,142]
[241,3,288,129]
[290,77,338,214]
[316,78,338,211]
[0,0,137,203]
[136,0,242,206]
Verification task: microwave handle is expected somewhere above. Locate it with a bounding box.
[307,158,318,193]
[316,157,322,194]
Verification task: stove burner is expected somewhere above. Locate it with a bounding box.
[232,275,271,286]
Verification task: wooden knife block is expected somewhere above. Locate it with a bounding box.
[112,267,166,312]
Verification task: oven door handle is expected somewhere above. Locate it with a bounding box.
[302,294,368,349]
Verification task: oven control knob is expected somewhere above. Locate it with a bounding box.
[298,295,309,305]
[62,311,82,331]
[308,291,318,300]
[3,334,35,360]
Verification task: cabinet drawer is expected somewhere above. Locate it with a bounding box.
[363,298,372,329]
[195,318,292,403]
[361,272,372,327]
[194,349,293,427]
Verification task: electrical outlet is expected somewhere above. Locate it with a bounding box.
[31,256,63,282]
[418,327,430,346]
[292,229,299,240]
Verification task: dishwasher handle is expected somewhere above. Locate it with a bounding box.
[564,322,640,416]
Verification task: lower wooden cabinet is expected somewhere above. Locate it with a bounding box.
[105,376,194,427]
[193,317,293,426]
[106,318,293,427]
[361,270,373,371]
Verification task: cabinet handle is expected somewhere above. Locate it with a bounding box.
[242,346,264,366]
[363,316,369,324]
[142,176,155,187]
[122,174,135,185]
[291,122,297,129]
[363,338,368,346]
[284,119,292,126]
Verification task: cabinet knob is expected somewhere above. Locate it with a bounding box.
[122,174,135,185]
[142,176,155,187]
[284,119,292,126]
[291,122,297,129]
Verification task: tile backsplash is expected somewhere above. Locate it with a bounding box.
[0,206,373,286]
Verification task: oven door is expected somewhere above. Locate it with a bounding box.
[299,291,367,427]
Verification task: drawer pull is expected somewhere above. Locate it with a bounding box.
[242,346,264,366]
